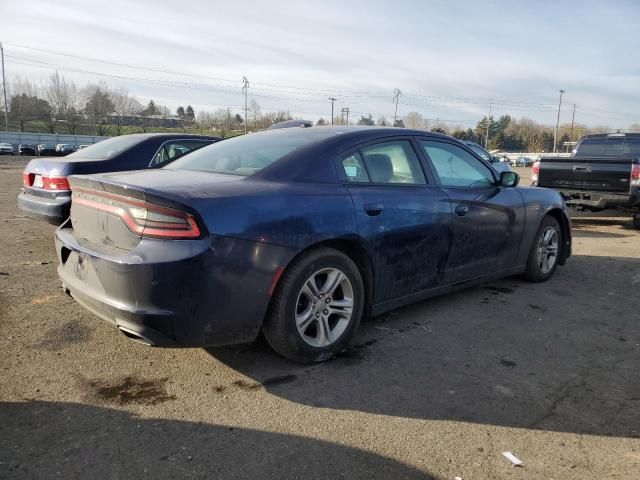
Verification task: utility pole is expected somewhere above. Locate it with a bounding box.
[553,89,565,153]
[484,98,493,148]
[341,107,350,125]
[226,107,231,133]
[329,97,336,125]
[569,104,577,146]
[242,76,249,134]
[0,41,8,131]
[393,88,402,126]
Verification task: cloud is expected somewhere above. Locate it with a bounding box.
[1,0,638,127]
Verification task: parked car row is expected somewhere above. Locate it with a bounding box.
[0,142,94,156]
[17,127,572,362]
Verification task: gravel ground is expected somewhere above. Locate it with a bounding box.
[1,156,639,479]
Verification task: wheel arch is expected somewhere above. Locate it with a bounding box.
[269,237,375,315]
[546,208,571,265]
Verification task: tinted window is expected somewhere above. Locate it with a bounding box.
[66,136,144,159]
[341,152,370,183]
[421,140,494,187]
[360,140,426,184]
[150,140,212,167]
[623,137,640,157]
[166,129,336,176]
[467,144,492,162]
[576,137,624,157]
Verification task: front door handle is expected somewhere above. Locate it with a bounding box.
[364,203,384,216]
[455,205,470,216]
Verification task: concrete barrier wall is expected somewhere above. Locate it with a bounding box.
[0,132,108,147]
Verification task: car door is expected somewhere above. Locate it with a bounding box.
[418,139,525,284]
[149,139,214,168]
[338,138,452,303]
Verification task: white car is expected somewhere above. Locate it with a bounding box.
[0,142,14,155]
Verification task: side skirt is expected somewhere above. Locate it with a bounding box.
[370,266,525,317]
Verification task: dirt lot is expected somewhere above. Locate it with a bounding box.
[1,156,639,479]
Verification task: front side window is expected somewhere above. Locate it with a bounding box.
[420,140,495,187]
[359,140,426,184]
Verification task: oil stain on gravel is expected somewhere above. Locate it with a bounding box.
[37,319,95,351]
[89,377,176,405]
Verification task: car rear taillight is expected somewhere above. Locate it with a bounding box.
[43,176,70,190]
[632,164,640,186]
[532,161,540,176]
[72,187,201,239]
[23,172,33,187]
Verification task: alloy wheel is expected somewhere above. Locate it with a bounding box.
[295,268,354,347]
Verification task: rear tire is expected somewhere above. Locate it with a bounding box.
[524,215,562,282]
[263,247,364,363]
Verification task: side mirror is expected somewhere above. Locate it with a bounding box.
[500,171,519,187]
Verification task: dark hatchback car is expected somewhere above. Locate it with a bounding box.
[56,127,571,362]
[20,133,219,224]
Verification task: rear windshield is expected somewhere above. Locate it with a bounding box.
[166,129,336,176]
[576,136,640,158]
[66,136,145,159]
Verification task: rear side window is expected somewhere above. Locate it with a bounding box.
[359,140,426,184]
[576,137,624,157]
[623,137,640,157]
[341,152,370,183]
[150,140,212,167]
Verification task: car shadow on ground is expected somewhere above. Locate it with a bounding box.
[0,401,431,480]
[208,255,640,439]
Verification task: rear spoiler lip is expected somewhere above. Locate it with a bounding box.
[68,174,209,235]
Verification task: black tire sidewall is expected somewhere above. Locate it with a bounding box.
[269,250,364,362]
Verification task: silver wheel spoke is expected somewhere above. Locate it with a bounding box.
[321,270,344,296]
[302,278,320,299]
[328,298,353,317]
[295,306,315,331]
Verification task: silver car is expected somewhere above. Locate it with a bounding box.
[0,142,14,155]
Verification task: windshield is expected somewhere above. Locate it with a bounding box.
[468,144,492,162]
[166,129,335,176]
[66,136,145,159]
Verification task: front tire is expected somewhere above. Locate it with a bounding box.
[633,213,640,230]
[524,215,562,282]
[263,247,364,363]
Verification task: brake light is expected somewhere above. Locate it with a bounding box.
[72,187,201,239]
[23,172,33,187]
[43,176,70,191]
[532,161,540,176]
[632,164,640,186]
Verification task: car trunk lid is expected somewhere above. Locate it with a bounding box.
[68,169,242,251]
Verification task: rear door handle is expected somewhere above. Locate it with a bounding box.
[363,203,384,216]
[455,205,470,216]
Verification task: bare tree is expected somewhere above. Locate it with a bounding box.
[404,111,425,130]
[249,99,261,131]
[110,87,138,135]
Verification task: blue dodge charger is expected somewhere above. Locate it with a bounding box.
[55,127,571,362]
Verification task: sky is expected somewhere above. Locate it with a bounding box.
[1,0,639,129]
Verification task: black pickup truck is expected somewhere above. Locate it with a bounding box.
[532,133,640,228]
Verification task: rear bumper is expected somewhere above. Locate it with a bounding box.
[55,226,296,348]
[556,189,639,209]
[18,190,70,224]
